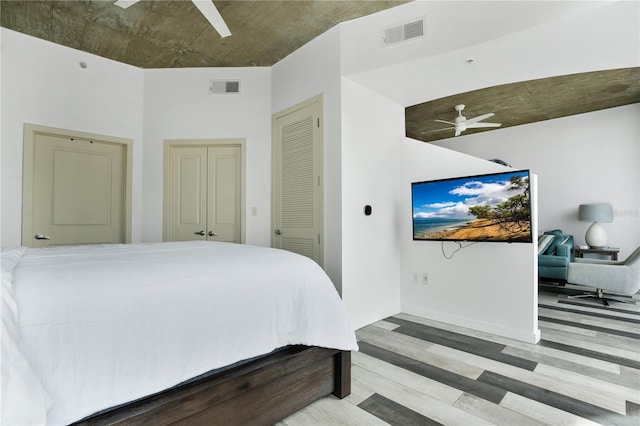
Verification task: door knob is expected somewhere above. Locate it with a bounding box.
[275,229,282,235]
[208,231,218,237]
[34,233,51,240]
[194,230,205,236]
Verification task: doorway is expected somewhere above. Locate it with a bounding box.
[272,95,324,266]
[164,139,245,243]
[22,124,132,247]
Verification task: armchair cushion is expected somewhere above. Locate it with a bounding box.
[538,230,574,281]
[568,247,640,295]
[544,230,571,256]
[540,255,570,268]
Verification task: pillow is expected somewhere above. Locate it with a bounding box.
[538,234,555,255]
[544,230,565,255]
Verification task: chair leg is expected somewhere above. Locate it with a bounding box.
[567,288,635,306]
[605,296,636,305]
[567,289,608,306]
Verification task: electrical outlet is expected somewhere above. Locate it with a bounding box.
[420,273,429,285]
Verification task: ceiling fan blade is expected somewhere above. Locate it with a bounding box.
[464,112,495,125]
[192,0,232,38]
[434,119,456,126]
[454,128,463,137]
[466,122,502,128]
[422,126,455,134]
[114,0,139,9]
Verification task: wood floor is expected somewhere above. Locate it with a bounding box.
[279,288,640,425]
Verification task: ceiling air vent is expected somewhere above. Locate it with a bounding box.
[210,79,240,95]
[382,18,425,46]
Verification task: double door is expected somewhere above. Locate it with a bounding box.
[166,144,241,243]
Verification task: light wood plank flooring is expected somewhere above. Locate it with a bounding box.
[279,288,640,425]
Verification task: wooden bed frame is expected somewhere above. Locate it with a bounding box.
[73,346,351,425]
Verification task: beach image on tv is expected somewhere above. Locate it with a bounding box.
[412,170,531,242]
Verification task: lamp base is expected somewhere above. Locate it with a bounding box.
[585,221,607,248]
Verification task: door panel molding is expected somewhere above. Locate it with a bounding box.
[163,139,246,243]
[22,123,133,246]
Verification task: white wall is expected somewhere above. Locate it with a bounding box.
[399,139,539,342]
[0,29,144,246]
[142,67,272,246]
[432,104,640,259]
[346,1,638,107]
[340,78,403,329]
[271,27,344,293]
[341,0,612,81]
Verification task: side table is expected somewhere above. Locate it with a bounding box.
[574,246,619,261]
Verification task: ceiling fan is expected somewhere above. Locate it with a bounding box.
[114,0,231,38]
[425,104,501,137]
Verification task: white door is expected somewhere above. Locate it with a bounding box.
[207,146,241,243]
[166,144,242,243]
[272,96,323,266]
[23,129,129,248]
[168,146,209,241]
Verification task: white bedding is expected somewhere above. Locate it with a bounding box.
[1,241,358,425]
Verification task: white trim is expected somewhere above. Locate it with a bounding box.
[403,305,541,344]
[352,304,402,331]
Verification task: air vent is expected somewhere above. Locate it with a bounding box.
[210,80,240,94]
[382,18,425,46]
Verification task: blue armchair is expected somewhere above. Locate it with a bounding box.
[538,230,574,282]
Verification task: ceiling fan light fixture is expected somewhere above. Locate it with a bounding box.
[429,104,501,137]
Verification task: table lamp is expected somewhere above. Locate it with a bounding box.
[578,203,613,248]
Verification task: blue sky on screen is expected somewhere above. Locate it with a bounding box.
[413,171,529,219]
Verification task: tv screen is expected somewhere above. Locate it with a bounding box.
[412,170,532,243]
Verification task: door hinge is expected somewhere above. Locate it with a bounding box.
[317,234,320,244]
[317,118,320,128]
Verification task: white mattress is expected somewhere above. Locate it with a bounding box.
[1,241,358,425]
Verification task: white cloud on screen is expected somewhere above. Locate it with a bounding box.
[414,177,527,219]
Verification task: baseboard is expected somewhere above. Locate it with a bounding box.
[352,304,401,331]
[402,305,541,344]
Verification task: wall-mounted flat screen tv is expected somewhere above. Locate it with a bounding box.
[412,170,532,243]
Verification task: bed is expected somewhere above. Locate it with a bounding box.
[1,241,358,425]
